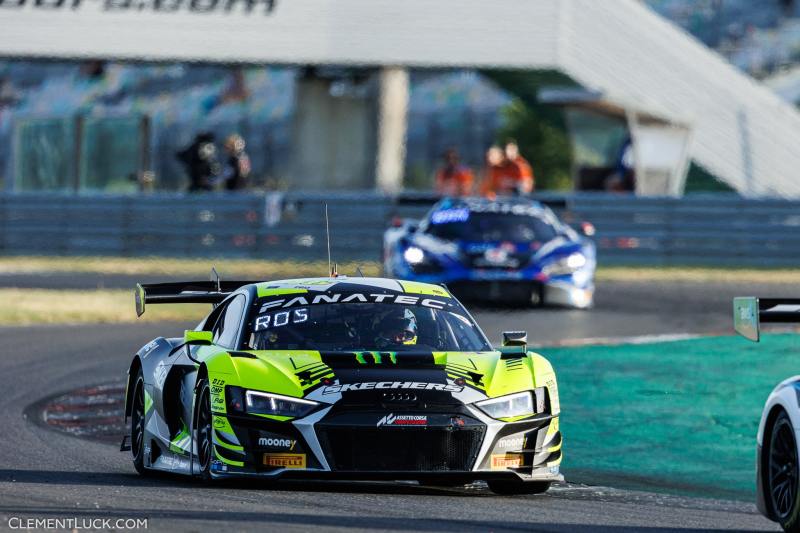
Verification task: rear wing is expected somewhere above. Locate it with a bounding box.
[135,280,253,317]
[733,297,800,342]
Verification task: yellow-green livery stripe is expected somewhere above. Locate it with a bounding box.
[214,446,244,467]
[397,280,451,298]
[256,286,309,298]
[144,389,153,414]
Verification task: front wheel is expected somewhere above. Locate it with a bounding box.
[487,480,551,495]
[193,379,213,481]
[130,369,148,475]
[768,411,800,532]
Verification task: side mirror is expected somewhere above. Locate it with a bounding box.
[184,330,213,346]
[733,297,760,342]
[502,331,527,347]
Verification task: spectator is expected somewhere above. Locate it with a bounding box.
[176,132,220,192]
[222,134,251,191]
[505,139,535,193]
[435,148,474,197]
[480,145,525,197]
[604,137,635,192]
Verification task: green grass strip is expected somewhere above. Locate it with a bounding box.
[543,333,800,500]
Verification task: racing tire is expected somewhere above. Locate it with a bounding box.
[767,411,800,532]
[487,480,551,495]
[130,369,148,475]
[193,378,213,482]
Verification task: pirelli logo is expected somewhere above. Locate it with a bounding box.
[490,454,523,470]
[263,453,306,469]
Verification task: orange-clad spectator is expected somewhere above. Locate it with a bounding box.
[481,145,525,197]
[435,149,474,197]
[505,140,534,193]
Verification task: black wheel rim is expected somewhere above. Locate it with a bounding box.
[770,417,798,519]
[197,385,212,471]
[131,379,145,462]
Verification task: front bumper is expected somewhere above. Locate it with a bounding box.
[210,409,562,482]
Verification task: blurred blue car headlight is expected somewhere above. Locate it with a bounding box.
[402,245,444,274]
[403,246,425,265]
[542,252,587,277]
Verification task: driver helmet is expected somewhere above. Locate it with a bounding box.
[375,308,418,347]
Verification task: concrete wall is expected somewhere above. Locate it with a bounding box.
[290,77,376,189]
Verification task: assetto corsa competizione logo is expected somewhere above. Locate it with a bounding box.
[376,413,427,427]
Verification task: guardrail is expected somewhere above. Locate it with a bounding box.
[0,192,797,267]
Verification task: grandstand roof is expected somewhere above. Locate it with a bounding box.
[2,0,799,195]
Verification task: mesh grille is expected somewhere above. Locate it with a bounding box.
[318,426,484,472]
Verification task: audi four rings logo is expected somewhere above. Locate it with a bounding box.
[376,414,428,427]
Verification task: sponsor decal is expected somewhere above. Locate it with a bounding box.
[257,437,297,450]
[496,436,525,450]
[0,0,278,16]
[212,416,226,429]
[210,378,226,411]
[491,454,523,470]
[430,208,470,225]
[322,381,463,395]
[263,453,306,468]
[463,200,546,218]
[140,339,159,357]
[450,416,465,427]
[376,413,427,427]
[259,293,446,312]
[485,247,509,264]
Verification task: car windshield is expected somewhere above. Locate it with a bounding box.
[246,301,491,352]
[425,211,559,242]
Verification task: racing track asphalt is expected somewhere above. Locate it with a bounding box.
[0,276,786,531]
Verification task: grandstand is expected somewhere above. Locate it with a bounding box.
[0,65,507,192]
[3,0,800,196]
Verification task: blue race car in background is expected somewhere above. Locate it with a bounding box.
[384,197,596,308]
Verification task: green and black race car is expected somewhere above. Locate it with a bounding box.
[123,275,562,494]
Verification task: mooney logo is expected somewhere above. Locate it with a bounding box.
[376,414,427,427]
[496,436,525,449]
[258,437,296,450]
[322,382,463,395]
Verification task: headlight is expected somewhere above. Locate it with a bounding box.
[245,390,319,418]
[474,389,546,420]
[403,246,425,265]
[542,252,586,276]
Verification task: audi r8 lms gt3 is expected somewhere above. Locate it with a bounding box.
[383,197,596,308]
[734,297,800,531]
[123,276,563,494]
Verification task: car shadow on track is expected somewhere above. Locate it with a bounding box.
[0,468,491,497]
